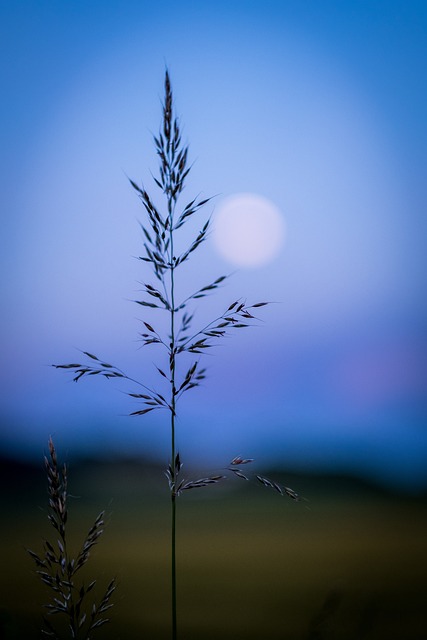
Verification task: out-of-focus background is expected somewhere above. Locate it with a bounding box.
[1,0,427,488]
[1,1,427,489]
[1,1,426,638]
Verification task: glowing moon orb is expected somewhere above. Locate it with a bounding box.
[213,193,285,267]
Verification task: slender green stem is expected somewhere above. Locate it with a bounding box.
[171,317,177,640]
[171,492,177,640]
[169,192,177,640]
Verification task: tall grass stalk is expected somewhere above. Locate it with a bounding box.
[54,70,298,639]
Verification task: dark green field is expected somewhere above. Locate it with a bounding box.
[2,458,426,639]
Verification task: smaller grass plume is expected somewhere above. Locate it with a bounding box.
[27,437,116,639]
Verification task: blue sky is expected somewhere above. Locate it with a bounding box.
[1,1,426,490]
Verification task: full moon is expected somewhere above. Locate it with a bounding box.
[213,193,286,267]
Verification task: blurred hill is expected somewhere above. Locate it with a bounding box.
[1,450,425,505]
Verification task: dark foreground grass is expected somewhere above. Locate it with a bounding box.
[1,458,427,639]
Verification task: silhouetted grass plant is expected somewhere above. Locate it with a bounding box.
[27,437,116,639]
[53,70,299,639]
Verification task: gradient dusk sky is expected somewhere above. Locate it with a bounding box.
[1,1,426,490]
